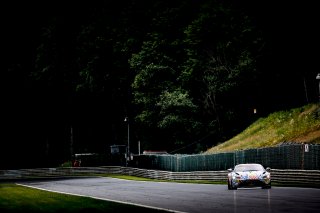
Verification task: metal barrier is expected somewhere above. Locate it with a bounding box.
[1,166,319,188]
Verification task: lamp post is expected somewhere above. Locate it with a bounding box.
[316,73,320,103]
[124,117,130,166]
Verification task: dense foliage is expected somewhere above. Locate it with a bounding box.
[1,0,318,168]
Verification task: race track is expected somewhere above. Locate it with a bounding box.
[18,177,320,213]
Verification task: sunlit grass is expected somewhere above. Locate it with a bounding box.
[99,174,225,184]
[206,103,320,154]
[99,174,154,181]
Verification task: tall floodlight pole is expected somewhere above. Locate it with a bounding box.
[124,117,130,166]
[316,73,320,103]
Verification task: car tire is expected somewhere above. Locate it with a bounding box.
[262,182,271,189]
[229,180,237,190]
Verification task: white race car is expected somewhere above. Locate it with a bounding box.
[227,163,271,190]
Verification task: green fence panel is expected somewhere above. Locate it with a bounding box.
[132,144,320,171]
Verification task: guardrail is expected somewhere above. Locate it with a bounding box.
[1,166,319,187]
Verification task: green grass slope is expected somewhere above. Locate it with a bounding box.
[205,103,320,154]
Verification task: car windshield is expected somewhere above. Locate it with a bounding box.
[234,164,264,172]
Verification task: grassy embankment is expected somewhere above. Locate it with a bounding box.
[205,103,320,154]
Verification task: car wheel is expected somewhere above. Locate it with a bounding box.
[262,182,271,189]
[228,179,232,190]
[229,181,237,190]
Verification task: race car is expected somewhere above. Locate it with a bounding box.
[227,163,271,190]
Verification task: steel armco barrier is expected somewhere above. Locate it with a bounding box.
[1,166,319,188]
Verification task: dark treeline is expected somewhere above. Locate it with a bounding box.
[1,0,319,169]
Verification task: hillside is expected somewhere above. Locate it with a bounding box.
[205,103,320,154]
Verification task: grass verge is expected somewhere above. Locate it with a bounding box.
[98,173,226,185]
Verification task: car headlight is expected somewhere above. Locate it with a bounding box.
[233,173,241,179]
[262,172,270,179]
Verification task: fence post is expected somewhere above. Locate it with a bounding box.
[175,155,179,172]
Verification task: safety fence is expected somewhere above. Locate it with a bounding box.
[131,144,320,171]
[0,166,319,187]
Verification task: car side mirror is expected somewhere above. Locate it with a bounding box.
[227,168,233,172]
[266,167,271,172]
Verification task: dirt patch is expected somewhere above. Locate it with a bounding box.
[298,104,319,118]
[291,129,320,144]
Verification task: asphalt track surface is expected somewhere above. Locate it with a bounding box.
[18,177,320,213]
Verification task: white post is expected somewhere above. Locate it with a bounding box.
[316,73,320,103]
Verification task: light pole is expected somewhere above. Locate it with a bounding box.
[124,117,130,166]
[316,73,320,103]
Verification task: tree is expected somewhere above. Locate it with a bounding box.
[181,0,264,140]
